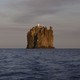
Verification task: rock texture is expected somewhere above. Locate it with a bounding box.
[27,25,54,48]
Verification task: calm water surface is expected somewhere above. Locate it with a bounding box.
[0,49,80,80]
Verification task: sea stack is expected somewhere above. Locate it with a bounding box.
[27,24,54,48]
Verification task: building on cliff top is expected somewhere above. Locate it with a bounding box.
[27,24,54,48]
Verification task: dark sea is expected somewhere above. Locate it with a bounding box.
[0,49,80,80]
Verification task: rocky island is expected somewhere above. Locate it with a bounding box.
[27,24,54,48]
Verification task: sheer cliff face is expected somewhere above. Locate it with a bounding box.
[27,26,54,48]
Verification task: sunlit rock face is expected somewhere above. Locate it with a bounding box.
[27,25,54,48]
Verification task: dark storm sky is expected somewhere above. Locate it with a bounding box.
[0,0,80,48]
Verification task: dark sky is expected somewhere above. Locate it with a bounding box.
[0,0,80,48]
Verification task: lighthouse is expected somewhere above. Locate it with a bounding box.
[37,24,42,28]
[38,24,40,27]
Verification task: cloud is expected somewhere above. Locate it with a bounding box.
[5,0,80,25]
[0,0,80,48]
[0,0,79,26]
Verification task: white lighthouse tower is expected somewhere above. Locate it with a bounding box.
[38,24,40,27]
[37,24,42,28]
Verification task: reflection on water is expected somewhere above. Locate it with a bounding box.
[0,49,80,80]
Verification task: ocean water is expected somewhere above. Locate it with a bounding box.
[0,49,80,80]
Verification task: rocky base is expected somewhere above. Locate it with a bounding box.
[27,25,54,48]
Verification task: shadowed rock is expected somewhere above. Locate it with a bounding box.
[27,25,54,48]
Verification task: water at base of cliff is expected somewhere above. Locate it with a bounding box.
[0,48,80,80]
